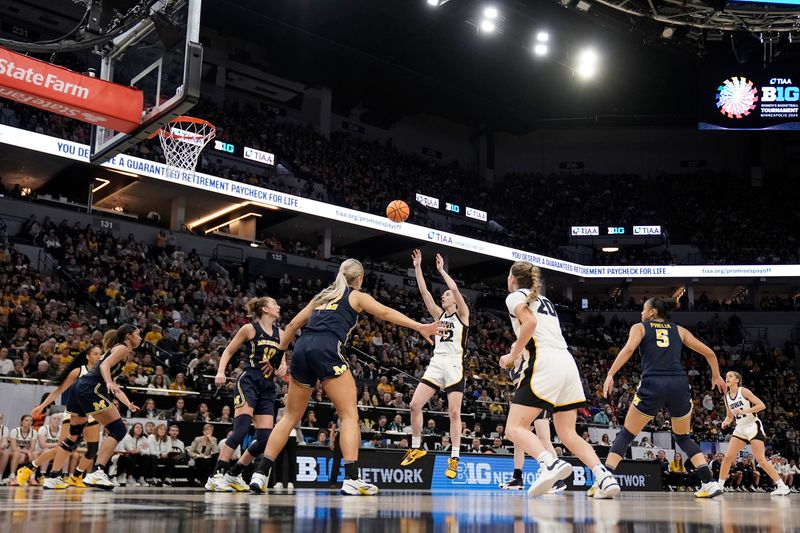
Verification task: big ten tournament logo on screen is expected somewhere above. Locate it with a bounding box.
[716,76,799,120]
[716,77,758,119]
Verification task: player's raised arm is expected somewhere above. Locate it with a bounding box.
[412,249,443,320]
[435,253,469,325]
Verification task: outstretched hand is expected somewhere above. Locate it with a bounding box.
[602,375,614,398]
[411,249,422,268]
[435,253,445,272]
[31,404,45,419]
[107,381,121,397]
[276,361,288,378]
[712,374,726,394]
[418,320,446,344]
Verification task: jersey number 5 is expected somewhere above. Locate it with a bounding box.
[655,329,670,347]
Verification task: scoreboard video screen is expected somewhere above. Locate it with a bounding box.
[699,66,800,131]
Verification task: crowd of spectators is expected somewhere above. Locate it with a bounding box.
[2,98,798,265]
[0,215,798,491]
[1,86,799,488]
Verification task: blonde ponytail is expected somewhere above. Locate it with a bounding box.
[510,261,543,306]
[311,259,364,309]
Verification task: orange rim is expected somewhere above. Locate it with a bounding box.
[152,116,216,141]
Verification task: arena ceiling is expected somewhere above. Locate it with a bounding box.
[204,0,800,133]
[3,1,799,133]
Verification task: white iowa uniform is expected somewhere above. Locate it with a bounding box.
[420,312,468,392]
[63,365,96,425]
[37,424,61,451]
[726,388,765,442]
[9,426,36,450]
[506,290,585,410]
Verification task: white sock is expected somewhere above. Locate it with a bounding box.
[411,436,421,449]
[592,464,609,478]
[451,449,460,459]
[777,479,787,487]
[537,452,555,467]
[718,479,725,487]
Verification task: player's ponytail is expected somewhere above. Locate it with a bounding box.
[510,261,543,306]
[646,296,677,319]
[103,323,138,351]
[311,259,364,310]
[246,296,276,320]
[53,346,93,386]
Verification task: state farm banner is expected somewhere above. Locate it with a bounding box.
[0,47,143,133]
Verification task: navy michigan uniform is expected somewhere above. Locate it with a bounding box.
[67,348,125,417]
[63,364,97,426]
[291,287,358,386]
[632,320,692,420]
[235,322,282,416]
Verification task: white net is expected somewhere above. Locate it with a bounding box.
[158,117,216,178]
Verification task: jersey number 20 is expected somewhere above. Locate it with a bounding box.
[537,299,556,317]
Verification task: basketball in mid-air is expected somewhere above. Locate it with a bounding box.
[386,200,410,222]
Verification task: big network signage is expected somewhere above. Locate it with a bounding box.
[294,450,429,489]
[429,455,662,491]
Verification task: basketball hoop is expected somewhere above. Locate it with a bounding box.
[157,116,216,177]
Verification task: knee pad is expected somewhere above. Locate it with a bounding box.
[229,414,253,448]
[60,439,79,452]
[247,428,272,457]
[69,423,86,437]
[106,418,127,442]
[84,441,99,460]
[609,427,636,458]
[673,433,702,459]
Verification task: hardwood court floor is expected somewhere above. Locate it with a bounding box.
[0,487,796,532]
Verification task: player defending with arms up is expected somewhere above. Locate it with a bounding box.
[598,297,726,499]
[248,259,442,495]
[401,250,469,479]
